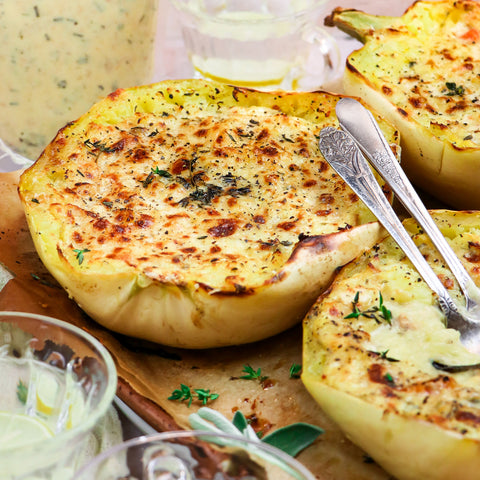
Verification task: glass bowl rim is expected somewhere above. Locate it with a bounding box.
[72,429,316,479]
[169,0,329,25]
[0,310,117,453]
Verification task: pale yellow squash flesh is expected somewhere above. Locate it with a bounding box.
[303,210,480,480]
[19,79,398,348]
[326,0,480,209]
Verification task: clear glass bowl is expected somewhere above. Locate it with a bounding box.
[0,311,117,479]
[72,430,316,480]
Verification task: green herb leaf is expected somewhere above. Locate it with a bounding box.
[240,364,268,383]
[168,384,219,408]
[445,82,465,96]
[232,410,249,432]
[17,380,28,405]
[142,171,155,188]
[73,248,90,265]
[262,423,324,457]
[289,363,302,379]
[345,291,392,325]
[84,138,116,153]
[379,350,400,362]
[152,166,172,178]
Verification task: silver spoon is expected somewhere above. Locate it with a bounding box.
[335,97,480,316]
[319,126,480,355]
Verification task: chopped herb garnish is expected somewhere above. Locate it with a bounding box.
[445,82,465,96]
[345,291,392,325]
[384,372,394,384]
[226,186,251,197]
[17,380,28,404]
[168,384,219,407]
[281,134,295,143]
[152,166,172,178]
[102,201,113,208]
[84,138,116,153]
[289,363,302,379]
[379,350,400,362]
[142,172,155,188]
[31,198,40,204]
[73,248,90,265]
[181,184,223,206]
[148,129,159,137]
[240,364,268,383]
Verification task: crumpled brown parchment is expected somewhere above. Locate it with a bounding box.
[0,171,392,480]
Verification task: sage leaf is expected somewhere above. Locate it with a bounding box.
[262,422,324,457]
[232,410,249,432]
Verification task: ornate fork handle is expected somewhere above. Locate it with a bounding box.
[319,127,460,323]
[335,97,480,312]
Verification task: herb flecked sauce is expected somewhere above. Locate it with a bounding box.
[0,0,158,159]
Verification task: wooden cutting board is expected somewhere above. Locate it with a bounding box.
[0,170,393,480]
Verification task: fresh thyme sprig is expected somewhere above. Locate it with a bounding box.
[168,383,219,407]
[345,291,392,325]
[73,248,90,265]
[240,364,269,383]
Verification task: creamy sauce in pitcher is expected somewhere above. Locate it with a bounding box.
[0,0,158,160]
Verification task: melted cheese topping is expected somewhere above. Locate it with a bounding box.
[347,0,480,149]
[304,211,480,438]
[24,102,374,292]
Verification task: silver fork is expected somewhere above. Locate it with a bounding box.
[336,97,480,315]
[319,125,480,356]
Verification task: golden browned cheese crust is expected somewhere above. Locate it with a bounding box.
[18,80,399,348]
[36,105,364,291]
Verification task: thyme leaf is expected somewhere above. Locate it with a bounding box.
[445,82,465,96]
[240,364,268,383]
[345,291,392,325]
[289,363,302,379]
[168,384,219,407]
[152,166,172,178]
[84,138,116,153]
[73,248,90,265]
[142,172,155,188]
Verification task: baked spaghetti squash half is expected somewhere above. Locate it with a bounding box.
[303,210,480,480]
[19,80,399,348]
[326,0,480,209]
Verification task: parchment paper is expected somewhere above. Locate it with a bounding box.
[0,171,392,480]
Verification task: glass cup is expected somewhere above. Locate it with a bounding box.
[169,0,340,91]
[0,311,117,479]
[0,0,159,161]
[72,430,316,480]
